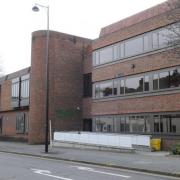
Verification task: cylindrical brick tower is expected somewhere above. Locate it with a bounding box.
[29,30,92,144]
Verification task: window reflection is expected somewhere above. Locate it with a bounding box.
[99,81,113,97]
[125,76,143,94]
[99,47,113,64]
[92,22,180,66]
[125,37,143,57]
[95,116,114,132]
[93,114,180,134]
[159,71,170,89]
[153,74,159,90]
[94,68,180,99]
[170,69,180,88]
[144,75,149,91]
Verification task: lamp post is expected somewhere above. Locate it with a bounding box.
[32,4,50,153]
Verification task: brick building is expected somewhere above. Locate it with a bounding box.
[0,0,179,150]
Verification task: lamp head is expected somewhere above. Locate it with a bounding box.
[32,5,39,12]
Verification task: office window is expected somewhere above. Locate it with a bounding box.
[125,116,130,132]
[113,44,120,60]
[159,29,170,47]
[153,74,159,90]
[145,116,151,133]
[95,84,100,98]
[120,117,126,132]
[125,76,143,94]
[152,32,159,49]
[21,74,30,106]
[93,22,179,66]
[93,67,180,100]
[0,117,2,134]
[120,80,125,94]
[99,47,113,64]
[113,80,118,95]
[16,114,25,133]
[131,116,145,133]
[99,81,113,98]
[170,69,180,88]
[12,78,20,108]
[154,115,163,133]
[170,114,180,133]
[144,34,151,51]
[94,116,114,132]
[83,73,92,97]
[12,74,30,108]
[159,71,170,89]
[114,116,120,133]
[144,75,150,91]
[125,36,143,57]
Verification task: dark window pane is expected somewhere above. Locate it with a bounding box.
[83,73,92,97]
[166,114,180,133]
[144,75,149,91]
[125,76,143,94]
[113,80,118,95]
[120,80,125,94]
[120,117,126,132]
[170,69,180,88]
[125,116,130,132]
[153,74,159,90]
[171,114,180,133]
[100,81,113,97]
[154,115,163,133]
[125,36,143,57]
[16,114,25,134]
[159,71,170,89]
[0,117,2,134]
[154,115,160,132]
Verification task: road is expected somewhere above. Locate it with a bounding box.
[0,152,178,180]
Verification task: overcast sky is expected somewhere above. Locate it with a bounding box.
[0,0,166,75]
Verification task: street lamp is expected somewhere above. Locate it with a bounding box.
[32,4,50,153]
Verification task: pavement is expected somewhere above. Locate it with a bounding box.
[0,141,180,178]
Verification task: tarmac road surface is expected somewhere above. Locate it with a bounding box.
[0,152,179,180]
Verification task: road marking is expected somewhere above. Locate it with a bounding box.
[31,168,73,180]
[71,166,131,178]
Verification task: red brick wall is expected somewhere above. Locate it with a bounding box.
[92,48,180,82]
[92,2,180,120]
[0,110,29,141]
[99,0,177,37]
[0,80,11,111]
[92,93,180,115]
[29,31,92,144]
[93,7,179,50]
[82,98,92,119]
